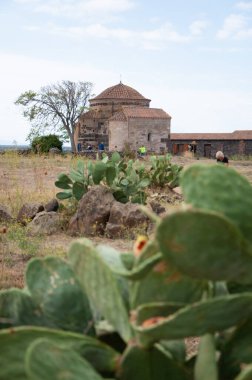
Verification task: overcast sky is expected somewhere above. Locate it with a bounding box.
[0,0,252,144]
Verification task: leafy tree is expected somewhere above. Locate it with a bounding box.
[15,80,93,152]
[31,134,63,153]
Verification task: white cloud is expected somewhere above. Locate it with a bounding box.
[14,0,136,17]
[28,21,196,50]
[235,28,252,38]
[141,23,191,44]
[189,20,208,36]
[216,14,247,39]
[14,0,40,3]
[235,1,252,11]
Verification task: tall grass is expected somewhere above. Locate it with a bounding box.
[0,151,83,217]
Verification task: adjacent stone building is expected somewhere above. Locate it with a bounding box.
[75,82,171,153]
[168,130,252,158]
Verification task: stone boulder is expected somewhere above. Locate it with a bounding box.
[68,186,115,236]
[17,203,44,225]
[0,204,12,223]
[27,211,62,235]
[105,201,149,238]
[149,201,166,215]
[44,198,59,212]
[49,147,61,155]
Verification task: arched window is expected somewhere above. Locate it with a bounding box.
[147,133,152,142]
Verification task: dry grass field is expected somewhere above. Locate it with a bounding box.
[1,151,252,289]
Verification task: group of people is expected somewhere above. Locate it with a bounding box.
[84,142,105,151]
[79,142,228,165]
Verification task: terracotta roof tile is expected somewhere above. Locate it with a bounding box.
[109,111,127,121]
[232,130,252,139]
[171,130,252,140]
[91,82,150,101]
[80,110,98,119]
[122,106,171,119]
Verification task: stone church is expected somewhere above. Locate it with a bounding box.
[75,82,171,152]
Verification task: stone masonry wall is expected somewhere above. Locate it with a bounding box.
[109,120,128,151]
[128,118,170,153]
[167,140,252,158]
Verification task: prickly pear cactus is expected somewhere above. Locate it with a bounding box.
[25,339,104,380]
[2,163,252,380]
[0,326,119,380]
[118,344,189,380]
[25,256,94,333]
[0,257,94,334]
[68,239,132,343]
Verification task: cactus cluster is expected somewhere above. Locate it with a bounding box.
[55,152,182,204]
[1,163,252,379]
[149,153,183,188]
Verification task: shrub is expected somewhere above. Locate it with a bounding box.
[31,134,63,153]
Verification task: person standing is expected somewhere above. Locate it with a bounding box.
[98,142,105,151]
[139,145,146,156]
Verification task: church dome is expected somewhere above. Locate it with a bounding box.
[90,82,150,101]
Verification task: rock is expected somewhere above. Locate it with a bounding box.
[17,203,44,225]
[172,186,182,195]
[27,211,62,235]
[68,186,115,236]
[105,202,149,238]
[49,147,61,155]
[44,198,59,212]
[149,201,166,215]
[0,205,12,223]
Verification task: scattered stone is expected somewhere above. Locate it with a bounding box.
[0,226,7,234]
[18,149,32,156]
[172,186,182,195]
[27,211,62,235]
[68,186,115,236]
[44,198,59,212]
[0,205,13,223]
[17,203,44,225]
[149,201,166,215]
[49,147,62,155]
[105,201,149,238]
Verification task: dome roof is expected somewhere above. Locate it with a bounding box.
[91,82,150,101]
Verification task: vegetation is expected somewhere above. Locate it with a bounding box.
[31,134,63,153]
[148,153,183,188]
[15,80,93,152]
[55,153,182,204]
[1,164,252,379]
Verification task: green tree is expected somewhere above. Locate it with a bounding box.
[15,80,93,153]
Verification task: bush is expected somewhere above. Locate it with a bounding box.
[31,134,63,153]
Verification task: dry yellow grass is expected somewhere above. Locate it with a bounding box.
[0,151,81,216]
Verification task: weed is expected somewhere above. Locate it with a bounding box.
[6,223,42,256]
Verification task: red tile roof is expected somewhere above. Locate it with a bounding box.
[91,82,150,101]
[80,110,98,119]
[109,111,127,121]
[171,130,252,140]
[122,106,171,119]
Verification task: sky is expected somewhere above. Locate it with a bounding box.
[0,0,252,144]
